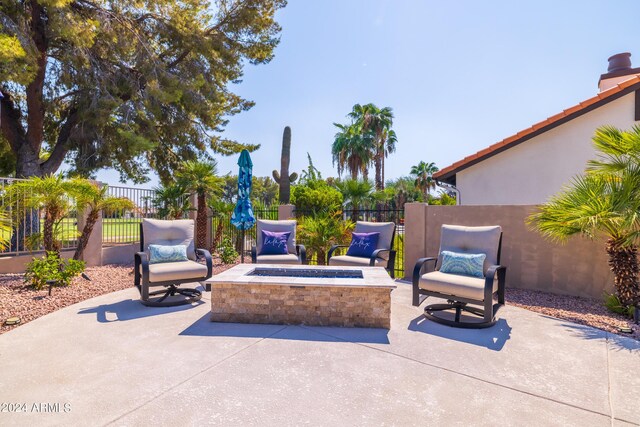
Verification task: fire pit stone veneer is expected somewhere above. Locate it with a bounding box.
[205,264,396,328]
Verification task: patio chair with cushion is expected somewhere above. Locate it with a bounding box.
[412,224,506,328]
[327,221,397,278]
[251,219,306,264]
[134,218,212,307]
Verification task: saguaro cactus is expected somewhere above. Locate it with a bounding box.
[272,126,298,204]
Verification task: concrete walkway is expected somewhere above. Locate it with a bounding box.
[0,282,638,426]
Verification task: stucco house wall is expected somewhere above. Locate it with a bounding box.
[456,93,637,205]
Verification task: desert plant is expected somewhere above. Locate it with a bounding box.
[24,251,85,291]
[335,178,374,220]
[272,126,298,204]
[218,237,239,264]
[297,212,353,265]
[529,125,640,309]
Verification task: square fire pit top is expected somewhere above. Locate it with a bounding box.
[205,264,396,289]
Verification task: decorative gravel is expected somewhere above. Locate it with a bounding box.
[507,288,639,341]
[0,261,238,335]
[1,265,638,341]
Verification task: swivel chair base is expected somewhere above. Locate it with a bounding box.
[424,301,500,329]
[141,285,202,307]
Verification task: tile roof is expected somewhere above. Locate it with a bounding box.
[434,75,640,183]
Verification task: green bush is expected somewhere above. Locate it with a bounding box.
[25,251,86,290]
[291,180,342,214]
[218,237,239,264]
[603,293,635,318]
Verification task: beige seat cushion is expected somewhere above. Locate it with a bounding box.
[256,254,302,265]
[142,219,197,260]
[147,260,208,283]
[328,255,387,268]
[419,271,497,301]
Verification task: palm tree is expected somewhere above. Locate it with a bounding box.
[331,123,374,180]
[297,212,354,265]
[69,179,135,261]
[335,178,374,220]
[152,183,192,219]
[176,160,224,249]
[410,161,439,200]
[348,104,397,190]
[7,175,78,254]
[529,125,640,309]
[0,211,10,251]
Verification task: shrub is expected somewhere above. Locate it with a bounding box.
[25,251,86,290]
[291,180,342,214]
[218,237,239,264]
[603,293,635,318]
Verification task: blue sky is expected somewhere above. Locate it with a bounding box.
[97,0,640,187]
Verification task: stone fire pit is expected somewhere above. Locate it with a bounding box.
[205,264,397,328]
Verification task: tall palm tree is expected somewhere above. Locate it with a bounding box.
[331,123,373,180]
[176,160,224,249]
[410,161,439,200]
[68,178,135,261]
[348,104,397,190]
[529,125,640,309]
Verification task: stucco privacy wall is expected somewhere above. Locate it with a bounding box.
[404,203,614,299]
[457,93,637,205]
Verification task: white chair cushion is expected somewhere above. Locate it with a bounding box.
[142,219,196,260]
[256,254,302,265]
[419,271,497,301]
[147,260,208,283]
[328,255,387,268]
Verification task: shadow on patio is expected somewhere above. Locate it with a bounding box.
[77,298,205,322]
[408,315,512,351]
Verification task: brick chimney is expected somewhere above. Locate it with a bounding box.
[598,53,640,92]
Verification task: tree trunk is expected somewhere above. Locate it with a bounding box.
[43,208,60,254]
[316,249,326,265]
[374,154,382,191]
[605,239,640,306]
[196,193,208,249]
[74,209,99,260]
[211,217,225,253]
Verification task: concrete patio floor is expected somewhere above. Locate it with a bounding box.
[0,281,638,426]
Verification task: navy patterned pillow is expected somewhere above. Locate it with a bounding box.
[148,244,188,264]
[260,230,291,255]
[439,250,486,278]
[346,232,380,258]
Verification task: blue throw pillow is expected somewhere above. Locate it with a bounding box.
[260,230,291,255]
[439,250,486,278]
[346,232,380,258]
[148,244,188,264]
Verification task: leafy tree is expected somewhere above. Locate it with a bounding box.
[152,184,192,220]
[385,176,422,207]
[347,104,397,190]
[0,0,285,180]
[529,125,640,308]
[176,159,223,249]
[291,179,342,215]
[250,176,278,206]
[410,161,439,200]
[70,179,134,260]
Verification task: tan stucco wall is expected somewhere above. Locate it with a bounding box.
[457,93,637,205]
[404,204,614,299]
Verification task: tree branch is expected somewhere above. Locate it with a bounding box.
[41,106,79,175]
[0,90,26,152]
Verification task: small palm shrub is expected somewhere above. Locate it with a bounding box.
[603,293,635,318]
[25,252,85,290]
